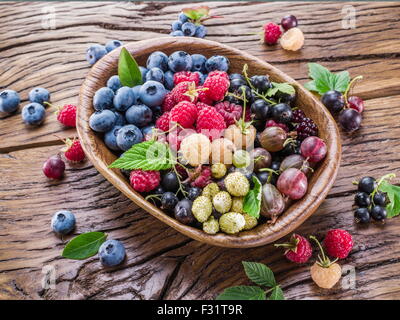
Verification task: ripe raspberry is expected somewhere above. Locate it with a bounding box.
[196,102,211,110]
[170,81,199,104]
[63,139,85,162]
[155,111,171,132]
[173,71,200,86]
[291,109,306,123]
[197,106,226,141]
[162,93,175,112]
[275,234,312,263]
[266,119,289,132]
[170,101,197,128]
[323,229,353,259]
[197,86,213,105]
[214,101,242,126]
[296,118,318,140]
[203,74,229,102]
[207,70,229,80]
[191,166,212,188]
[263,22,282,45]
[129,169,160,193]
[57,104,76,127]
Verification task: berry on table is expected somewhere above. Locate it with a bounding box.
[347,96,364,113]
[251,99,271,120]
[275,234,312,263]
[338,108,362,132]
[205,55,230,73]
[354,207,371,223]
[130,170,160,193]
[219,212,246,234]
[139,81,167,107]
[43,155,65,180]
[281,15,298,30]
[162,93,175,112]
[192,196,213,223]
[93,87,115,111]
[171,20,182,31]
[89,109,116,132]
[107,75,122,93]
[263,22,282,45]
[155,111,171,132]
[323,229,353,259]
[51,210,76,235]
[170,101,198,128]
[203,73,230,101]
[164,71,175,90]
[116,124,143,151]
[86,44,107,65]
[180,133,211,166]
[98,240,126,267]
[125,104,153,127]
[358,176,377,194]
[211,163,227,179]
[21,102,46,126]
[196,106,227,140]
[242,213,258,230]
[354,192,371,207]
[370,205,387,221]
[224,172,250,197]
[250,75,271,94]
[188,187,202,200]
[170,30,184,37]
[280,27,304,51]
[203,216,220,234]
[0,89,20,113]
[191,166,212,188]
[174,199,195,225]
[168,51,193,72]
[181,22,196,36]
[321,90,345,113]
[295,117,318,140]
[173,71,200,86]
[194,25,207,38]
[202,182,220,199]
[56,104,76,127]
[63,139,85,162]
[259,126,287,152]
[113,86,136,112]
[146,51,169,72]
[105,40,123,52]
[139,66,149,80]
[372,192,386,206]
[178,12,189,23]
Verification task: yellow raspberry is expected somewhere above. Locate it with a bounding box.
[280,27,304,51]
[180,133,211,166]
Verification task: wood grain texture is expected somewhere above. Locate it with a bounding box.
[1,1,400,300]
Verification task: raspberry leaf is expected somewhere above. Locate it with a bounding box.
[243,176,262,218]
[109,140,175,171]
[269,286,285,300]
[378,180,400,218]
[242,261,276,287]
[267,82,295,97]
[118,47,142,87]
[216,286,266,300]
[62,232,107,260]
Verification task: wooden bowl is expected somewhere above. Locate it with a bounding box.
[77,37,341,248]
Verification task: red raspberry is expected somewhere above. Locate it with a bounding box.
[323,229,353,259]
[197,86,213,105]
[266,119,289,132]
[203,74,229,102]
[196,102,212,111]
[275,234,312,264]
[155,111,171,132]
[196,106,226,141]
[264,22,282,45]
[56,104,76,127]
[170,81,198,104]
[207,70,229,80]
[191,166,212,188]
[173,71,200,86]
[214,101,242,126]
[170,101,197,128]
[162,93,175,112]
[129,169,160,193]
[63,139,85,162]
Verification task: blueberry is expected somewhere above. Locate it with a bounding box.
[170,30,184,37]
[373,192,386,206]
[358,176,377,194]
[89,109,116,132]
[145,67,164,83]
[272,103,292,123]
[250,75,272,94]
[205,55,230,72]
[354,207,371,224]
[151,105,162,122]
[181,22,196,36]
[28,87,50,105]
[132,85,142,101]
[251,99,271,120]
[354,192,371,207]
[104,125,122,151]
[107,75,122,92]
[139,66,149,82]
[86,44,107,65]
[0,89,20,113]
[162,171,180,192]
[116,124,143,151]
[191,54,207,73]
[370,205,387,221]
[99,240,126,267]
[105,40,123,52]
[113,111,126,126]
[164,71,175,90]
[51,210,76,235]
[168,51,193,72]
[93,87,114,111]
[188,187,202,200]
[171,20,182,31]
[21,103,46,126]
[139,81,167,107]
[125,104,153,127]
[113,86,136,112]
[161,192,179,211]
[146,51,169,72]
[142,125,155,137]
[178,12,189,23]
[194,25,207,38]
[174,199,195,225]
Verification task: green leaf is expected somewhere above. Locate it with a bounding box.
[62,232,107,260]
[216,286,266,300]
[269,286,285,300]
[306,63,350,95]
[242,261,276,287]
[109,140,175,171]
[304,80,318,92]
[182,6,210,22]
[118,47,142,87]
[243,176,262,218]
[378,180,400,218]
[267,82,295,97]
[332,71,350,92]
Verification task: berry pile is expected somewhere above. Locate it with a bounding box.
[91,49,328,235]
[86,39,123,65]
[170,11,207,38]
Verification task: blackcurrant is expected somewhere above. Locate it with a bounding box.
[162,171,180,192]
[249,75,271,94]
[321,90,345,113]
[270,161,281,172]
[174,199,195,225]
[339,108,362,132]
[187,187,202,200]
[272,103,293,123]
[354,191,371,207]
[275,92,296,107]
[281,15,298,30]
[358,176,377,194]
[373,192,386,206]
[229,73,245,82]
[257,171,272,185]
[236,85,252,101]
[354,207,370,223]
[161,192,179,211]
[229,78,247,92]
[225,95,241,105]
[370,205,387,221]
[251,99,271,120]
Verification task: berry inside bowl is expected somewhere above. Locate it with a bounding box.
[77,37,341,248]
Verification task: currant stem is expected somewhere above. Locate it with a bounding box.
[344,75,363,104]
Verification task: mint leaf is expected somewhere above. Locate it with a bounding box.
[306,63,350,95]
[242,261,276,287]
[109,140,175,171]
[243,176,262,218]
[378,180,400,218]
[216,286,266,300]
[62,232,107,260]
[269,286,284,300]
[266,82,295,97]
[118,47,142,87]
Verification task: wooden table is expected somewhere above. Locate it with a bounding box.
[1,1,400,300]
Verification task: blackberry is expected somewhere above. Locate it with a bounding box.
[296,118,318,140]
[292,109,306,123]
